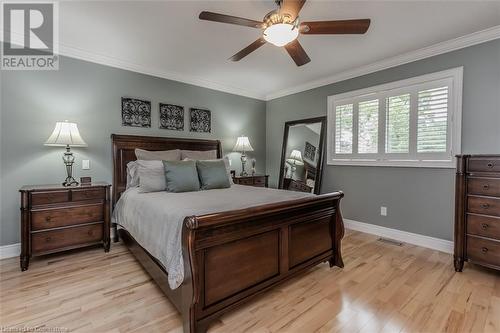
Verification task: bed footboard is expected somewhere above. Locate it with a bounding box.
[180,191,344,333]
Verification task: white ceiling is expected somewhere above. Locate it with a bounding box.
[58,1,500,99]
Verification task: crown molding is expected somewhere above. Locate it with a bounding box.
[0,30,266,100]
[265,25,500,101]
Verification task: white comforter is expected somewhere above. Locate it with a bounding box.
[113,185,312,289]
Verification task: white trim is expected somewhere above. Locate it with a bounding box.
[327,67,463,168]
[0,243,21,259]
[344,219,453,254]
[0,30,266,100]
[266,25,500,100]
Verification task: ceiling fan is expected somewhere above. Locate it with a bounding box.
[199,0,370,66]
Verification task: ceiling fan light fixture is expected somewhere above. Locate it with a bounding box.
[263,23,298,47]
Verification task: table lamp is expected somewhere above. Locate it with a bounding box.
[286,149,304,178]
[233,136,254,176]
[44,121,87,186]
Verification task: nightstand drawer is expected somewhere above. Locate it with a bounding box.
[32,204,104,231]
[253,177,265,186]
[31,191,69,206]
[467,236,500,268]
[72,188,106,201]
[467,214,500,239]
[237,178,254,185]
[32,223,103,254]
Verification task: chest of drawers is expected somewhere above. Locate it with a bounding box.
[454,155,500,272]
[19,182,111,271]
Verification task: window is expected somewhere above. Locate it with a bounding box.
[327,68,462,168]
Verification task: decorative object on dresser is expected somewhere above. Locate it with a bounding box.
[121,97,151,127]
[283,177,313,193]
[233,136,254,176]
[19,182,111,271]
[279,117,326,195]
[287,149,304,178]
[159,103,184,130]
[232,174,269,188]
[44,121,88,187]
[454,155,500,272]
[251,158,256,175]
[189,108,211,133]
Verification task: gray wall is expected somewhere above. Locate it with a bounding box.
[0,56,266,246]
[267,39,500,241]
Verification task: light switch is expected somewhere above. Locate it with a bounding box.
[82,160,90,170]
[380,206,387,216]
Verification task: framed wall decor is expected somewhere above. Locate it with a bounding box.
[121,97,151,128]
[190,108,211,133]
[304,141,317,162]
[159,103,184,131]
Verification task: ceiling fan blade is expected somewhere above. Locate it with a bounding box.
[230,38,266,62]
[284,40,310,66]
[300,19,371,34]
[199,11,263,28]
[280,0,306,20]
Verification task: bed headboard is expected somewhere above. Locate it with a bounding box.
[111,134,222,206]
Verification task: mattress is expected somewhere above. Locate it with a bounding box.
[113,184,313,289]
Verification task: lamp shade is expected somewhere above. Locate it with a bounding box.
[233,136,254,152]
[44,121,87,147]
[287,149,304,165]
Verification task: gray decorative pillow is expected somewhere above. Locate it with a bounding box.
[162,160,200,193]
[181,149,217,160]
[136,160,166,193]
[196,160,231,190]
[135,148,181,161]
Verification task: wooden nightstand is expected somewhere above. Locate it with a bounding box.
[232,175,269,188]
[19,182,111,271]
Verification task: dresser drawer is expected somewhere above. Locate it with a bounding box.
[467,214,500,239]
[467,236,500,268]
[31,223,103,254]
[468,158,500,173]
[31,204,104,231]
[31,191,70,206]
[467,196,500,217]
[72,188,106,201]
[468,178,500,197]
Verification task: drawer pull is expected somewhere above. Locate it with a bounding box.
[45,237,52,242]
[483,184,490,190]
[481,223,489,230]
[88,230,94,236]
[480,203,490,209]
[45,216,52,222]
[487,162,494,168]
[481,247,489,254]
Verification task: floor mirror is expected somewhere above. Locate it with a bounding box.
[278,116,326,194]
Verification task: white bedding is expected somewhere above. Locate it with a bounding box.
[113,185,313,289]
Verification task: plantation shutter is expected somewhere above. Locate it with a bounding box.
[385,94,410,153]
[335,104,353,154]
[417,86,449,153]
[358,99,379,154]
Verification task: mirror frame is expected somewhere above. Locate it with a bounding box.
[278,116,327,195]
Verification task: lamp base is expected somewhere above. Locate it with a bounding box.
[62,177,79,187]
[240,153,248,176]
[62,146,79,187]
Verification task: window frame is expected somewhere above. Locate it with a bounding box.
[327,67,463,168]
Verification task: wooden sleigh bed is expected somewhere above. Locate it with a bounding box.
[111,134,345,333]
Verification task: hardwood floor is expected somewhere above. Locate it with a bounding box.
[1,229,499,332]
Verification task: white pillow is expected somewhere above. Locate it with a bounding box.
[181,149,217,160]
[136,160,167,193]
[135,148,181,161]
[126,161,139,189]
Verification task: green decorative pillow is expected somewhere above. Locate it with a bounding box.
[196,160,231,190]
[162,160,200,193]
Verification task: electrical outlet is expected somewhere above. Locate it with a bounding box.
[82,160,90,170]
[380,206,387,216]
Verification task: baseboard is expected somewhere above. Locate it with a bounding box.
[344,219,453,254]
[0,227,117,260]
[0,243,21,259]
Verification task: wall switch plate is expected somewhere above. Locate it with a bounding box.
[380,206,387,216]
[82,160,90,170]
